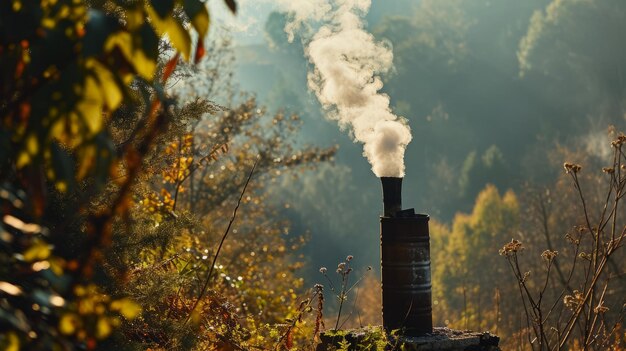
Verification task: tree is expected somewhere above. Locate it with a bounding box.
[432,184,520,333]
[458,145,511,205]
[518,0,626,126]
[106,94,335,350]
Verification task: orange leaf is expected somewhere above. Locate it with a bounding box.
[194,40,205,64]
[286,329,293,349]
[15,60,25,78]
[19,102,30,120]
[162,53,179,84]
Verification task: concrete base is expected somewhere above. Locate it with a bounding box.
[317,327,500,351]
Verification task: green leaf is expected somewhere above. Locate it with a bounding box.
[51,142,75,192]
[0,130,11,166]
[151,0,174,18]
[138,23,159,64]
[93,132,115,189]
[82,10,119,57]
[183,0,203,18]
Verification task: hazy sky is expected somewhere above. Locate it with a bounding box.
[208,0,277,44]
[206,0,415,45]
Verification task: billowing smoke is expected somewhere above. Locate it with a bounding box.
[276,0,332,42]
[279,0,412,177]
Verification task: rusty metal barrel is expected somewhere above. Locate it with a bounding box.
[381,214,432,336]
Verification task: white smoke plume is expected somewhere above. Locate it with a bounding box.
[276,0,332,42]
[279,0,412,177]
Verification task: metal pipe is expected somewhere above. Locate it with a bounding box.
[381,177,402,217]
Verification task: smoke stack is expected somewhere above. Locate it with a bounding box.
[380,177,433,336]
[381,177,402,217]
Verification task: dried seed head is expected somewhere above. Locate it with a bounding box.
[564,162,582,174]
[602,167,615,174]
[499,239,524,256]
[564,290,584,310]
[611,134,626,147]
[594,304,609,314]
[541,250,558,261]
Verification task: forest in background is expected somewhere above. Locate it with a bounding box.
[1,0,625,350]
[230,1,626,343]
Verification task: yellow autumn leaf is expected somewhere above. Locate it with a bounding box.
[59,313,80,335]
[96,317,112,339]
[110,298,141,319]
[26,134,38,155]
[23,240,52,262]
[191,5,210,39]
[15,134,39,168]
[104,31,157,80]
[76,144,96,180]
[146,5,191,61]
[76,75,104,134]
[12,0,21,12]
[102,32,133,68]
[55,181,68,193]
[48,257,65,276]
[190,309,202,324]
[2,332,19,351]
[50,113,82,148]
[16,151,30,168]
[87,58,123,111]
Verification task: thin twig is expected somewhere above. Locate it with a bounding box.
[184,157,259,324]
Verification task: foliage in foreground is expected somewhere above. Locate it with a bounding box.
[430,131,626,350]
[499,134,626,350]
[1,0,214,347]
